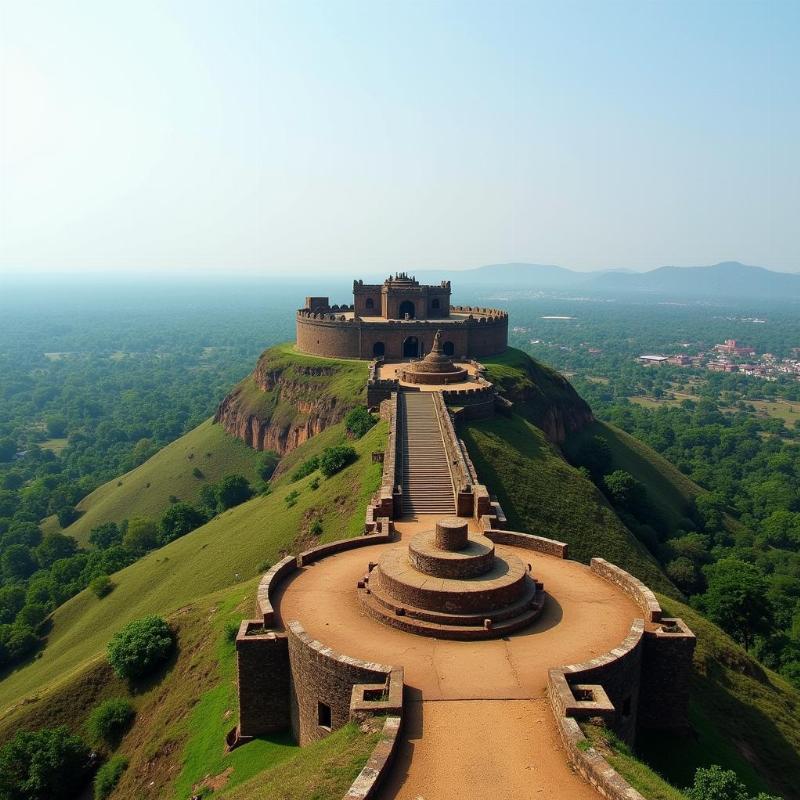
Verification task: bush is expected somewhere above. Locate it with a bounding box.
[93,756,128,800]
[309,519,323,536]
[224,619,241,643]
[345,407,377,439]
[107,615,174,679]
[285,489,300,508]
[215,474,253,510]
[319,445,357,477]
[256,451,280,481]
[90,574,114,598]
[291,456,319,482]
[86,698,135,746]
[191,466,204,479]
[159,502,206,543]
[0,726,90,800]
[688,764,781,800]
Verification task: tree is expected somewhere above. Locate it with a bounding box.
[345,407,377,439]
[159,502,206,543]
[35,532,78,568]
[602,470,648,516]
[215,474,253,510]
[121,518,159,555]
[106,615,174,679]
[0,437,16,463]
[701,559,774,650]
[319,445,357,477]
[573,435,612,478]
[89,575,114,598]
[666,557,704,595]
[688,764,780,800]
[44,416,67,438]
[0,726,91,800]
[2,544,37,581]
[86,698,135,746]
[89,522,122,550]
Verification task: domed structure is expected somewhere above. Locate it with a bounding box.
[357,518,546,639]
[401,330,469,385]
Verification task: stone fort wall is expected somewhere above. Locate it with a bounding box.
[295,305,508,360]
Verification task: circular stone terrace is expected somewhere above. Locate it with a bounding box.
[375,360,486,391]
[274,515,648,800]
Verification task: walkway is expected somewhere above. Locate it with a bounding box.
[277,516,641,800]
[399,394,455,516]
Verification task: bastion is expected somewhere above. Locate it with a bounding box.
[295,273,508,360]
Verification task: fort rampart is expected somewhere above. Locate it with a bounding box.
[296,305,508,360]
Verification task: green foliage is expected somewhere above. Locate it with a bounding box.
[86,697,135,746]
[159,501,206,543]
[291,456,319,481]
[688,765,780,800]
[93,756,128,800]
[285,489,300,508]
[309,519,323,536]
[319,445,357,477]
[602,469,648,515]
[345,406,377,439]
[224,619,241,643]
[35,532,77,568]
[106,615,174,679]
[88,522,121,549]
[697,559,773,650]
[89,574,114,598]
[121,517,159,555]
[0,726,91,800]
[215,474,253,510]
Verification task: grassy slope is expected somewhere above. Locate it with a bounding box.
[0,420,385,716]
[43,419,261,545]
[462,414,674,593]
[229,342,369,424]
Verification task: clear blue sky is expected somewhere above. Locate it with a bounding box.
[0,0,798,275]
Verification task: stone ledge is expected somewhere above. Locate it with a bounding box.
[256,555,298,627]
[484,529,568,559]
[342,716,403,800]
[590,558,662,623]
[297,532,394,567]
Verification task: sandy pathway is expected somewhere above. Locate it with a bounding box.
[277,516,640,799]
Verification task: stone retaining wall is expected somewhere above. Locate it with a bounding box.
[342,716,403,800]
[483,528,569,559]
[287,621,403,745]
[590,558,662,623]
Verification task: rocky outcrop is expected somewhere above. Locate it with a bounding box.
[214,347,366,455]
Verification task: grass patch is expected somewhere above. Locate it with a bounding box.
[461,414,673,592]
[220,722,380,800]
[581,724,686,800]
[43,419,261,544]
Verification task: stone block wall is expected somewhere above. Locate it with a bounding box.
[287,621,397,745]
[236,624,291,737]
[484,529,569,559]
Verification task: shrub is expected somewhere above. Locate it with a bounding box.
[86,698,135,746]
[309,477,320,491]
[309,519,323,536]
[285,489,300,508]
[191,466,204,479]
[159,502,206,543]
[688,764,781,800]
[93,756,128,800]
[345,407,377,439]
[319,445,357,477]
[90,574,114,598]
[0,726,90,800]
[215,474,253,510]
[107,615,174,679]
[291,456,319,482]
[224,619,241,643]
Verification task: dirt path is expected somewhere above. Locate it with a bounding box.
[277,516,640,799]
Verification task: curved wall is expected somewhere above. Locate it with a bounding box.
[295,306,508,360]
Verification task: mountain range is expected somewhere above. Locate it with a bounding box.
[416,261,800,299]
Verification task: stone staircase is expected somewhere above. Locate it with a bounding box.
[399,392,456,516]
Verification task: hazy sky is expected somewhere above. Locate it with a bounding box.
[1,1,798,276]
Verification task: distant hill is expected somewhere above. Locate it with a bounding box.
[419,260,800,300]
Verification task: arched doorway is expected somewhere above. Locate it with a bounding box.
[443,340,455,356]
[431,298,440,314]
[398,300,415,319]
[372,341,385,358]
[403,337,419,358]
[365,297,374,311]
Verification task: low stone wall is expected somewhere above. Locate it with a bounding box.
[365,393,399,529]
[590,558,662,623]
[256,555,298,627]
[287,620,403,745]
[342,716,403,800]
[297,532,394,567]
[483,528,569,559]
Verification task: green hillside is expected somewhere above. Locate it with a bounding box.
[0,420,385,717]
[43,419,261,545]
[461,414,674,592]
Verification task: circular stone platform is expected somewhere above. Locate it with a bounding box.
[401,330,468,385]
[357,519,546,639]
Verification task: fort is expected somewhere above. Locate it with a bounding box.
[295,272,508,360]
[232,278,696,800]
